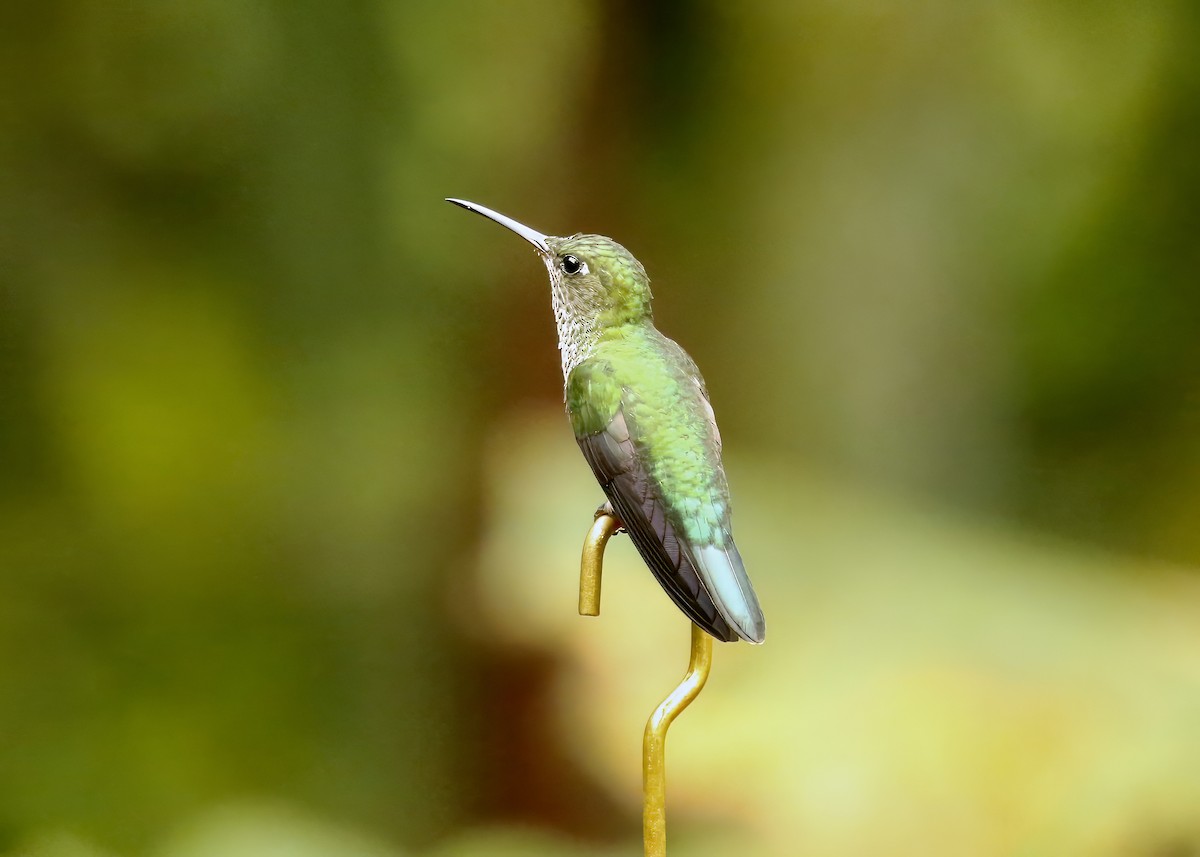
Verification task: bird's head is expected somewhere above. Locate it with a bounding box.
[448,199,652,329]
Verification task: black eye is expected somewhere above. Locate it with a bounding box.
[560,254,582,275]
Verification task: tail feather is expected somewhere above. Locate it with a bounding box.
[691,541,766,644]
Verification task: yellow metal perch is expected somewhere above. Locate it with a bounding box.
[578,511,714,857]
[578,510,619,617]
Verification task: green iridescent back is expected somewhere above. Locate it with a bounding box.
[567,327,730,547]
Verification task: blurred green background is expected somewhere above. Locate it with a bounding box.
[2,2,1199,856]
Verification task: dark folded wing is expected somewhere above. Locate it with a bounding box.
[576,408,739,642]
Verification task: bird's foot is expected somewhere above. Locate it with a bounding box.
[594,501,624,532]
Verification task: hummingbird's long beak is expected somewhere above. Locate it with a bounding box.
[446,198,551,255]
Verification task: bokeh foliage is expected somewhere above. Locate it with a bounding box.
[1,1,1198,855]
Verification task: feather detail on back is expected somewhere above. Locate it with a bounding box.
[576,410,740,642]
[566,328,766,644]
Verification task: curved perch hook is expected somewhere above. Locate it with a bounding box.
[578,511,714,857]
[579,510,620,617]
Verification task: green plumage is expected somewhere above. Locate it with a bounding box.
[567,326,729,549]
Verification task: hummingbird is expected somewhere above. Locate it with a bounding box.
[448,199,765,644]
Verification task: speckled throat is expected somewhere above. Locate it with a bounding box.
[542,254,604,382]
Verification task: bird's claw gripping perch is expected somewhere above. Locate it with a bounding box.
[594,500,622,524]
